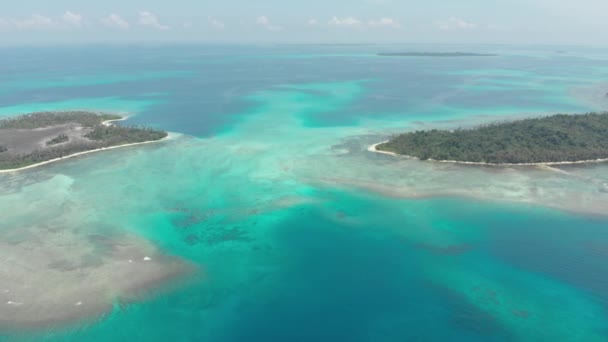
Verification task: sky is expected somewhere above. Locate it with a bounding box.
[0,0,607,46]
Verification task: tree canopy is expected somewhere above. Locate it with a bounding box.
[377,112,608,164]
[0,111,121,129]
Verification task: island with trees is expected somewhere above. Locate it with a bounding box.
[0,111,168,171]
[377,52,498,57]
[374,112,608,165]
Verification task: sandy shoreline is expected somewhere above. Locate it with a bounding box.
[367,141,398,156]
[101,116,128,127]
[368,141,608,167]
[0,134,175,174]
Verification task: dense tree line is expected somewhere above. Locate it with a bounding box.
[85,125,167,144]
[46,134,69,146]
[0,145,7,153]
[0,111,168,170]
[0,111,121,129]
[377,112,608,164]
[0,141,100,169]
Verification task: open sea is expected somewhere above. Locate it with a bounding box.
[1,44,608,341]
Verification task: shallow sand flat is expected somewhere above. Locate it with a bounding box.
[0,228,193,329]
[0,173,194,329]
[291,134,608,218]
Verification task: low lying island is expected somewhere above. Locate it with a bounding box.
[0,111,168,172]
[374,112,608,165]
[377,52,498,57]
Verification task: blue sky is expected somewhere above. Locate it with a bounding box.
[1,0,607,45]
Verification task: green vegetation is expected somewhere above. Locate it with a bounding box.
[0,111,168,170]
[377,52,497,57]
[377,112,608,164]
[1,143,97,170]
[46,134,69,146]
[0,111,121,129]
[85,125,167,144]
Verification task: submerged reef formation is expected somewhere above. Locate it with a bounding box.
[0,111,168,171]
[376,112,608,164]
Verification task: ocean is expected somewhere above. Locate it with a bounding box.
[1,44,608,341]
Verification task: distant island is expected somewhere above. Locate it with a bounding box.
[373,113,608,165]
[0,111,168,171]
[377,52,498,57]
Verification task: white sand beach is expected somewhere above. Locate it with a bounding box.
[367,141,398,156]
[367,141,608,167]
[0,134,174,174]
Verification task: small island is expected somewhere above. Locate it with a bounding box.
[377,52,498,57]
[0,111,168,171]
[374,112,608,165]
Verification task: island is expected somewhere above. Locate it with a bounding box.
[0,111,168,171]
[377,52,498,57]
[373,112,608,165]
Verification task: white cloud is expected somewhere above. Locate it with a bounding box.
[210,18,225,30]
[256,16,270,26]
[0,14,58,30]
[256,16,281,31]
[436,17,476,30]
[0,18,13,30]
[101,14,130,30]
[138,11,169,30]
[312,16,400,29]
[328,16,363,28]
[61,11,82,27]
[0,13,87,31]
[18,14,55,30]
[368,17,401,29]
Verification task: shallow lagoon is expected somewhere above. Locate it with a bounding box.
[1,45,608,340]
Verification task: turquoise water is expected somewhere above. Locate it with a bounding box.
[1,44,608,341]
